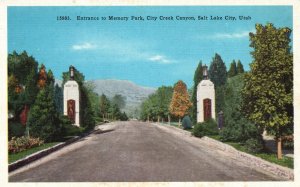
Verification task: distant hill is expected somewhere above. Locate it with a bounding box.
[56,79,156,117]
[90,79,156,117]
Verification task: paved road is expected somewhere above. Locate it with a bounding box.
[9,121,279,182]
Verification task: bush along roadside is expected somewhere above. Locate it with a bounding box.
[192,119,219,138]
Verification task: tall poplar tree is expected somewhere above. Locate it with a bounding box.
[241,23,293,159]
[227,60,237,78]
[209,53,227,87]
[209,53,227,113]
[237,60,245,74]
[169,80,192,124]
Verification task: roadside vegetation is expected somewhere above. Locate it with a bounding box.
[141,23,293,168]
[8,51,129,162]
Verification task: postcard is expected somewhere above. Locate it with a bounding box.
[0,0,299,186]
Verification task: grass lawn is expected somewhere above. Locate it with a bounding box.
[208,135,293,169]
[159,122,294,169]
[9,142,60,164]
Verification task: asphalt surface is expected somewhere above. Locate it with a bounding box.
[9,121,279,182]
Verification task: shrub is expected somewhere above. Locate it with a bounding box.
[244,138,263,153]
[219,121,260,143]
[182,116,192,129]
[59,115,84,138]
[8,122,26,140]
[8,136,44,154]
[192,119,219,138]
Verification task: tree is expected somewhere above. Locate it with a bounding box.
[237,60,245,74]
[111,94,126,110]
[24,69,38,105]
[209,53,227,113]
[37,64,47,89]
[54,84,63,114]
[191,61,203,123]
[227,60,237,78]
[27,66,60,142]
[241,23,293,159]
[220,74,262,144]
[140,86,173,122]
[169,80,192,124]
[208,53,227,87]
[99,94,111,120]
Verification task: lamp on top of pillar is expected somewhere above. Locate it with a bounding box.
[203,64,208,80]
[69,65,74,80]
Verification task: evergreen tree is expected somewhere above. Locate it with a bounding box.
[169,80,192,124]
[54,84,63,114]
[99,94,111,120]
[227,60,237,78]
[209,53,227,113]
[236,60,245,74]
[191,61,203,123]
[241,23,293,159]
[208,53,227,87]
[24,69,38,105]
[27,83,60,142]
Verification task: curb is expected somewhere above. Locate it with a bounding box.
[8,127,100,172]
[155,122,294,180]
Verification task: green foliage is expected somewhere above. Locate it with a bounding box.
[191,61,203,123]
[24,69,38,105]
[215,85,225,114]
[111,94,126,110]
[120,112,129,121]
[208,53,227,87]
[8,122,26,140]
[244,138,264,153]
[220,74,262,143]
[208,53,227,114]
[9,142,59,164]
[7,51,39,119]
[27,86,61,142]
[99,94,111,119]
[140,86,173,121]
[54,84,63,114]
[8,51,38,85]
[192,119,219,138]
[227,60,237,78]
[59,116,84,137]
[241,23,293,138]
[236,60,244,74]
[182,116,192,129]
[8,136,44,154]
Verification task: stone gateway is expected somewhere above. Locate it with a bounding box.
[197,65,216,122]
[64,66,80,126]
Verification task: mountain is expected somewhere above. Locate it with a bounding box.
[56,79,156,117]
[89,79,156,117]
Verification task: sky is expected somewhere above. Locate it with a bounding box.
[8,6,292,88]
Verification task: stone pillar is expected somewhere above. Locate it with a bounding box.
[197,79,216,123]
[64,66,80,126]
[196,64,216,123]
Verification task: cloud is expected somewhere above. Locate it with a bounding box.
[72,42,97,50]
[71,37,176,65]
[198,30,254,40]
[148,55,174,64]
